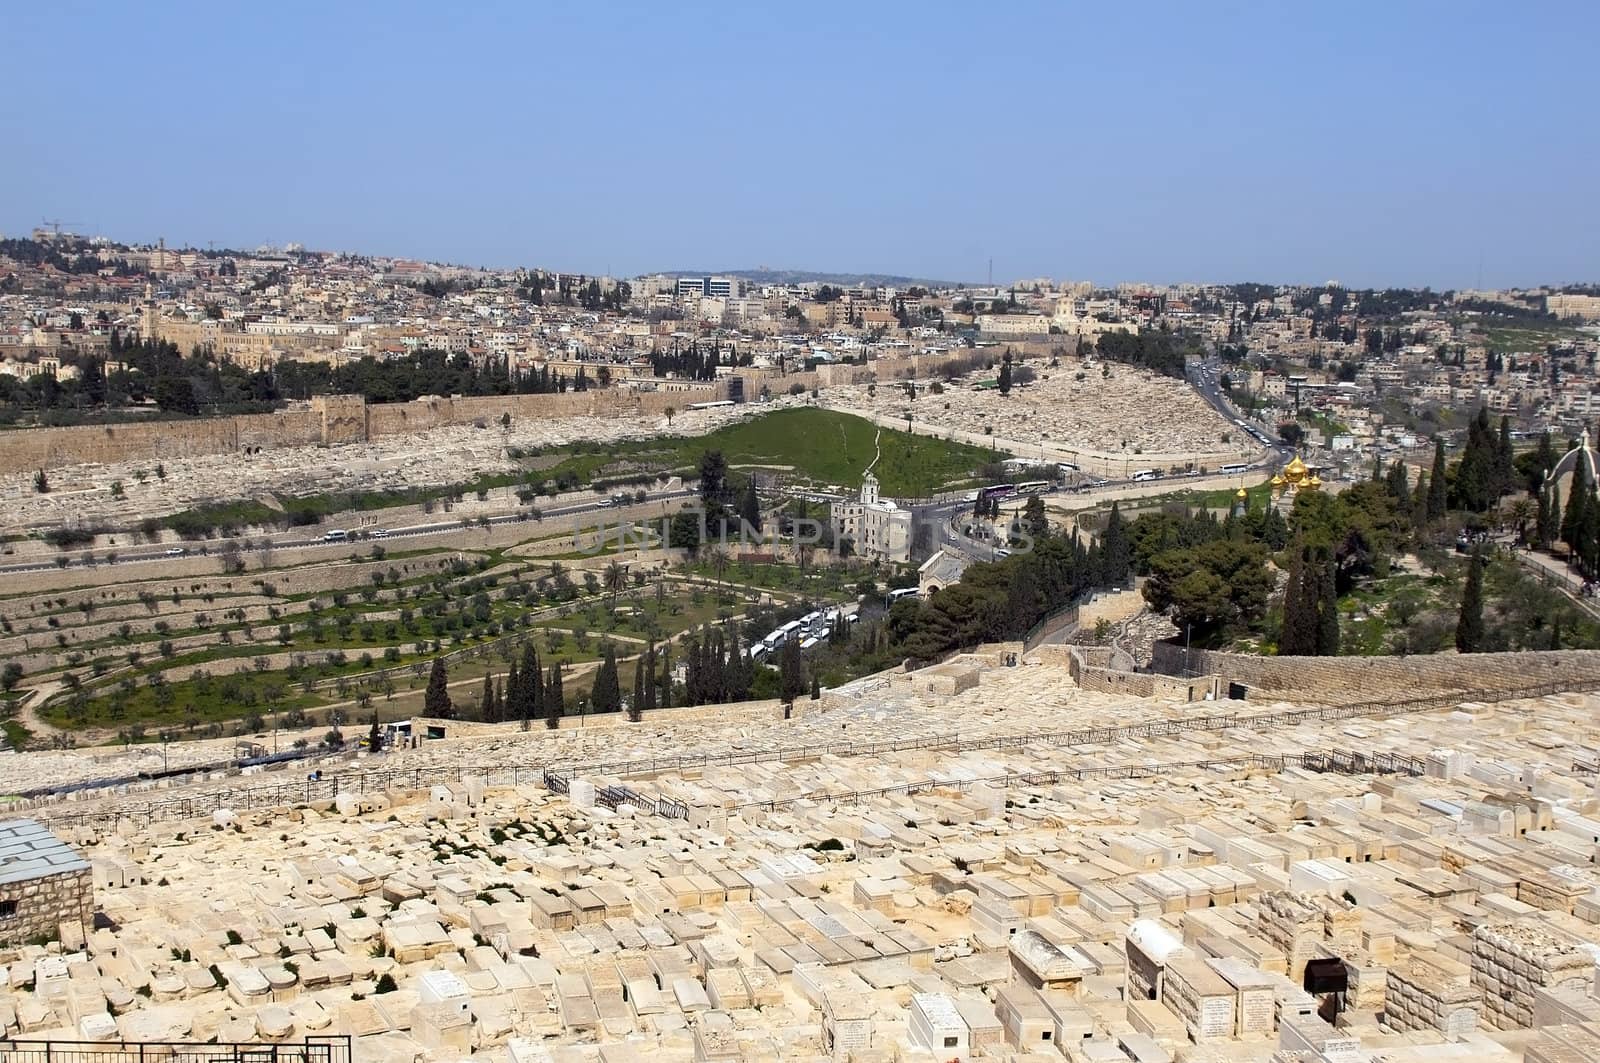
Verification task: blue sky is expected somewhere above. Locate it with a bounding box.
[4,1,1596,288]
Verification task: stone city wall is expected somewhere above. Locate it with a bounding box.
[0,866,93,947]
[0,386,730,473]
[1150,645,1600,702]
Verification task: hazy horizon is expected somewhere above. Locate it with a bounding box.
[5,2,1597,291]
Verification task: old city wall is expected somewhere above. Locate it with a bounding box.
[1150,645,1600,702]
[0,409,322,471]
[1,386,729,472]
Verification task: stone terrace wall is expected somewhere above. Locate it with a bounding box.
[1150,644,1600,702]
[0,386,730,472]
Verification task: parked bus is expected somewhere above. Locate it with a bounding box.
[1131,470,1159,482]
[887,588,921,604]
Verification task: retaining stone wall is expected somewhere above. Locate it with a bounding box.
[1151,645,1600,702]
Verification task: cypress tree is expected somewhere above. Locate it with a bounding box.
[642,645,657,711]
[494,677,506,729]
[1536,430,1555,479]
[1315,553,1340,656]
[368,711,383,752]
[592,645,621,714]
[1101,502,1131,587]
[505,658,520,723]
[630,659,645,723]
[1278,546,1317,656]
[739,478,761,533]
[479,674,493,723]
[779,639,804,704]
[1536,484,1553,550]
[1562,471,1588,552]
[1550,615,1562,651]
[657,646,673,708]
[519,643,539,723]
[1455,549,1485,654]
[1426,439,1448,521]
[423,658,452,717]
[526,645,542,722]
[1494,415,1514,499]
[1582,486,1600,579]
[1548,481,1563,549]
[544,663,563,729]
[1384,460,1411,508]
[810,671,821,700]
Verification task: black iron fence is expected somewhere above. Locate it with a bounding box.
[727,747,1426,812]
[0,1036,350,1063]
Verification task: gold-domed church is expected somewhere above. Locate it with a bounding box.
[1271,454,1322,511]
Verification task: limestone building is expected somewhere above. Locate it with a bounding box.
[831,472,912,563]
[0,818,93,946]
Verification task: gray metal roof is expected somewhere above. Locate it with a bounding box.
[0,818,91,885]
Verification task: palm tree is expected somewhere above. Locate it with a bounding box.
[709,547,729,602]
[1506,497,1536,545]
[603,561,627,607]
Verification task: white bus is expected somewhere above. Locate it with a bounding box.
[1219,463,1249,475]
[322,529,349,543]
[887,588,921,603]
[1131,470,1159,482]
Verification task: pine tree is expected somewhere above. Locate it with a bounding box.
[1455,549,1486,654]
[1426,439,1448,521]
[423,658,452,717]
[544,663,563,729]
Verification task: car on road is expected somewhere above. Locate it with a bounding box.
[164,547,187,557]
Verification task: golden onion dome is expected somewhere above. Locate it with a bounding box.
[1283,455,1308,482]
[1270,474,1285,487]
[1235,487,1249,500]
[1306,474,1323,489]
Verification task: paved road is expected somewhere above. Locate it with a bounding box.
[0,489,697,575]
[1188,356,1296,466]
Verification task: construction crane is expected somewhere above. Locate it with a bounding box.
[38,218,79,238]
